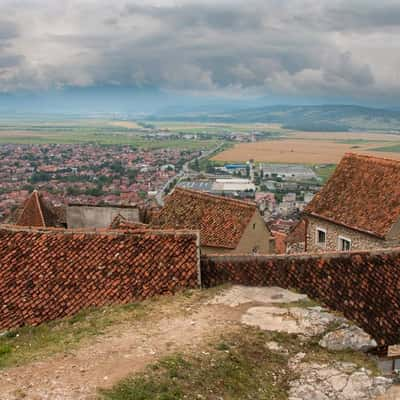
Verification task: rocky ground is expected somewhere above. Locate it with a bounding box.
[210,286,396,400]
[0,285,398,399]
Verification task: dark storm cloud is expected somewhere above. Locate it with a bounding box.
[0,0,399,103]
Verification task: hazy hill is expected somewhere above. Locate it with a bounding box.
[150,104,400,132]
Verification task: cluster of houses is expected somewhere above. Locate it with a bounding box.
[6,152,400,256]
[0,144,199,221]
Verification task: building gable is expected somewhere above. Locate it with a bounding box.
[157,187,257,250]
[16,190,61,227]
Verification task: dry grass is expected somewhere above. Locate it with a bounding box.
[289,131,400,141]
[212,138,400,163]
[98,328,292,400]
[108,121,141,129]
[98,325,381,400]
[0,288,222,370]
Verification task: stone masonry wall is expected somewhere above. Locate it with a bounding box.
[201,249,400,346]
[306,216,394,253]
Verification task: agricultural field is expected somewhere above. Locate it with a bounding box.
[0,119,221,150]
[108,121,141,129]
[2,118,400,159]
[153,121,283,134]
[212,130,400,164]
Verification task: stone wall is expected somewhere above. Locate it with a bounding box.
[201,249,400,346]
[306,216,393,253]
[286,241,305,254]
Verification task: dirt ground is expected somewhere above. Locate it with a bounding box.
[0,286,397,400]
[0,290,246,400]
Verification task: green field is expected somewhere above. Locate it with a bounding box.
[371,144,400,153]
[0,133,221,150]
[0,119,223,150]
[313,164,337,182]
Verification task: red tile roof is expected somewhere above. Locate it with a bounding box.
[110,214,149,230]
[305,153,400,238]
[0,225,200,330]
[157,187,257,249]
[16,190,63,227]
[272,231,287,254]
[286,219,306,246]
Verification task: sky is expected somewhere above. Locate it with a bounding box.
[0,0,400,110]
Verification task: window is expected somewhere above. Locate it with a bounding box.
[316,228,326,246]
[253,223,256,230]
[338,236,351,251]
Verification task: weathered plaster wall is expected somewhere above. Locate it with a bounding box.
[67,205,140,229]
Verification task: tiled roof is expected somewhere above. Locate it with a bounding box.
[110,213,127,229]
[305,153,400,238]
[0,225,199,330]
[286,219,306,245]
[16,190,63,227]
[157,187,257,249]
[272,231,287,254]
[110,214,149,230]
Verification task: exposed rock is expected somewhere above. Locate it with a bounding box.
[211,286,391,398]
[319,325,377,352]
[241,306,345,337]
[288,361,392,400]
[208,285,307,307]
[288,352,307,370]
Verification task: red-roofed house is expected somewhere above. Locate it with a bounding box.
[304,153,400,252]
[156,187,275,254]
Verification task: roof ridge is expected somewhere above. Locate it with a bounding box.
[34,191,46,226]
[173,187,256,208]
[0,224,199,237]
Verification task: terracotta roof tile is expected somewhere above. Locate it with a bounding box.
[286,219,306,245]
[156,187,257,249]
[110,214,149,230]
[16,190,64,228]
[0,225,199,330]
[305,153,400,238]
[272,231,287,254]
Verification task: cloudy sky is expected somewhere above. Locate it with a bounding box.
[1,0,400,106]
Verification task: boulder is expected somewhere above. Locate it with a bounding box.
[319,325,377,352]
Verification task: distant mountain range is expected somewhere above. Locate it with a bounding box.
[0,86,399,132]
[149,104,400,132]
